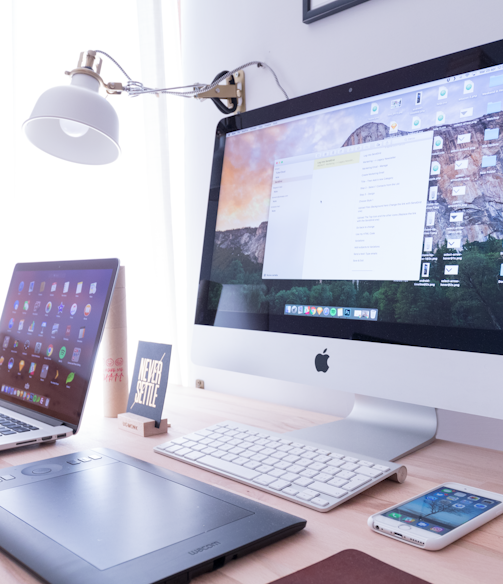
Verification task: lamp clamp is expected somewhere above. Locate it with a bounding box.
[65,50,125,95]
[195,70,246,114]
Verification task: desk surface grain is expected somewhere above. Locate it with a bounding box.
[0,385,501,584]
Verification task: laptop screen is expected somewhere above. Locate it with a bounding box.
[0,259,119,428]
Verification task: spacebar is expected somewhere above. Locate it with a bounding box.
[198,456,260,480]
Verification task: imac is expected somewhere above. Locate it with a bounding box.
[193,39,503,461]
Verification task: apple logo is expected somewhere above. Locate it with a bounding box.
[315,349,329,373]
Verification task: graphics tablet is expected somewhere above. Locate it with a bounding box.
[0,448,306,584]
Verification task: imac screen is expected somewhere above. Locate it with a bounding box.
[196,40,503,356]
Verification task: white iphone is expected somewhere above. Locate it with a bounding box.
[368,482,503,550]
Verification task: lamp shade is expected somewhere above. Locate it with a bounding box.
[23,73,120,165]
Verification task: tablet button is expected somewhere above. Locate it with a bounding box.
[398,524,412,530]
[31,467,52,475]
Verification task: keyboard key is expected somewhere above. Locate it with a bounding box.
[286,464,304,474]
[199,455,261,480]
[174,448,192,457]
[313,455,331,463]
[282,487,299,496]
[297,488,319,501]
[326,458,345,468]
[373,464,390,472]
[311,497,329,507]
[340,462,359,471]
[281,472,300,482]
[256,465,274,474]
[269,468,287,478]
[300,469,318,478]
[310,481,348,499]
[313,473,332,483]
[328,477,349,488]
[309,462,327,472]
[342,477,371,491]
[274,461,291,470]
[343,456,359,463]
[294,477,314,488]
[270,479,291,491]
[358,460,374,467]
[244,460,261,469]
[254,474,277,487]
[355,466,383,478]
[222,453,238,462]
[337,470,356,480]
[185,451,206,461]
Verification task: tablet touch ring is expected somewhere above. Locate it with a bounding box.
[21,463,63,476]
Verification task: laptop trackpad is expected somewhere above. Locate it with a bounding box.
[0,462,253,570]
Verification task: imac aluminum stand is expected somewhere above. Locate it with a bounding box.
[284,395,438,462]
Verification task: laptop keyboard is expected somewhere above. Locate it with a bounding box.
[0,413,39,435]
[154,421,407,512]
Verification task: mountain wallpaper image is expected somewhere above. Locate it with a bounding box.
[209,110,503,330]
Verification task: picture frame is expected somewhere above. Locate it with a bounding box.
[302,0,370,24]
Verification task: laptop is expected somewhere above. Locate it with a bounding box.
[0,258,120,450]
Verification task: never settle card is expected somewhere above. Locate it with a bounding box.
[127,341,172,427]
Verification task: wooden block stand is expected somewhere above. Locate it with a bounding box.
[118,413,170,437]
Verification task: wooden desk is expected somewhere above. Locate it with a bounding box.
[0,385,502,583]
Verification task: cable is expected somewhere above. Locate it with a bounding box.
[94,51,289,101]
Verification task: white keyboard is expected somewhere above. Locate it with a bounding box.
[154,421,407,512]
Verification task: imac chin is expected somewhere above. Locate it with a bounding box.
[193,39,503,461]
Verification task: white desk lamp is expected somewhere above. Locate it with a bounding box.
[23,49,287,165]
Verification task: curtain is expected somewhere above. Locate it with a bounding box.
[0,0,187,412]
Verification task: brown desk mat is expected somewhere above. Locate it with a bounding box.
[270,549,431,584]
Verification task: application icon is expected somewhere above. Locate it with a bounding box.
[426,211,435,226]
[415,91,422,105]
[426,496,437,501]
[13,339,18,348]
[63,281,70,294]
[51,282,57,292]
[431,161,441,175]
[84,304,92,317]
[436,111,446,125]
[35,342,42,354]
[424,237,433,252]
[429,186,438,201]
[19,360,25,372]
[23,300,30,311]
[58,303,64,315]
[444,265,459,276]
[29,281,35,293]
[482,155,497,167]
[310,307,316,316]
[452,185,466,196]
[433,136,443,149]
[45,301,52,314]
[484,128,499,141]
[390,513,402,519]
[464,80,474,94]
[453,503,465,509]
[284,305,291,314]
[370,102,379,115]
[412,116,421,130]
[297,306,303,314]
[28,321,35,333]
[29,362,36,375]
[8,318,14,330]
[52,324,59,336]
[438,86,448,100]
[443,489,453,493]
[41,364,49,379]
[391,98,402,109]
[447,239,461,249]
[7,358,14,370]
[66,325,72,336]
[40,281,45,292]
[330,307,337,316]
[447,496,459,501]
[72,348,81,363]
[431,526,444,532]
[59,346,66,359]
[291,306,298,314]
[18,319,24,331]
[482,500,494,505]
[317,307,323,315]
[89,282,97,294]
[457,133,471,144]
[323,307,329,316]
[76,282,83,294]
[354,310,362,317]
[78,327,85,339]
[337,308,343,316]
[389,121,398,134]
[417,521,429,527]
[23,340,30,350]
[13,300,19,310]
[34,300,41,311]
[454,492,466,497]
[0,356,3,366]
[70,303,77,316]
[344,308,351,317]
[54,370,59,381]
[460,107,473,119]
[66,372,75,384]
[403,517,416,523]
[435,493,445,497]
[474,504,487,509]
[46,345,54,357]
[18,281,24,292]
[487,101,502,114]
[450,212,463,223]
[41,321,47,333]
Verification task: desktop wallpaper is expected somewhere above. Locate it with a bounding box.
[209,70,503,330]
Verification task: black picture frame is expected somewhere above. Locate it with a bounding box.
[302,0,370,24]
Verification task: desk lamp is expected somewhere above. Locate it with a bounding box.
[23,49,287,165]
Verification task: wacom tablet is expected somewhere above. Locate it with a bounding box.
[0,448,306,583]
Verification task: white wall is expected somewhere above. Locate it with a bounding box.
[181,0,503,451]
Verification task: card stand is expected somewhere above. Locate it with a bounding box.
[118,412,170,437]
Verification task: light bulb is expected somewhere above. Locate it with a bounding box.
[59,119,90,138]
